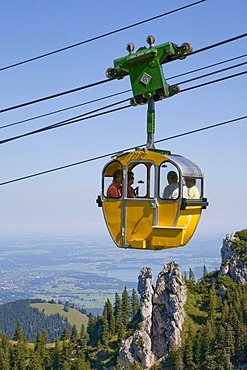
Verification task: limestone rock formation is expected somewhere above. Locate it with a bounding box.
[220,232,247,284]
[119,262,187,369]
[119,267,155,369]
[152,262,187,361]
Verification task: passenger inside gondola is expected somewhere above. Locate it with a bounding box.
[185,178,200,199]
[127,171,136,198]
[107,169,122,198]
[163,171,187,199]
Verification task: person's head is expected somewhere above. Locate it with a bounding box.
[185,178,196,188]
[113,169,122,184]
[127,171,134,185]
[167,171,178,184]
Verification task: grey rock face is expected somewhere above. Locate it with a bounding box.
[152,262,187,360]
[119,263,186,369]
[119,267,155,369]
[220,233,247,284]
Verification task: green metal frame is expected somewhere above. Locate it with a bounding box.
[106,39,192,105]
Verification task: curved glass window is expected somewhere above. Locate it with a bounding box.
[159,162,185,199]
[103,161,123,198]
[183,177,202,199]
[123,162,155,198]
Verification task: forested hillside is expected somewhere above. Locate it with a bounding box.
[0,299,74,342]
[0,230,246,369]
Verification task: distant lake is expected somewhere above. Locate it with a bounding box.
[0,232,223,283]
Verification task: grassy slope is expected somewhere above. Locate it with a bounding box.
[31,302,88,331]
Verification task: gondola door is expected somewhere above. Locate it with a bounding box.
[123,160,157,249]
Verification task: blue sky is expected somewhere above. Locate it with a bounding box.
[0,0,246,239]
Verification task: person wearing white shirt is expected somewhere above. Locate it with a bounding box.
[163,171,188,199]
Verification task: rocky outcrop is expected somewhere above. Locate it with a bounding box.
[119,267,155,369]
[220,233,247,284]
[152,262,187,361]
[119,262,187,369]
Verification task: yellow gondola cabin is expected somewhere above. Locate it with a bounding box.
[97,148,208,250]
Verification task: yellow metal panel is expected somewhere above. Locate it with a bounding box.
[125,200,154,249]
[179,207,202,245]
[116,149,168,166]
[151,227,186,249]
[158,202,179,226]
[103,200,122,246]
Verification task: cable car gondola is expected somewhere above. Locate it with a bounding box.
[97,36,208,250]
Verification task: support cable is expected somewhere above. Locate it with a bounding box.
[0,100,131,145]
[168,53,247,80]
[0,1,206,72]
[177,61,247,85]
[0,78,112,114]
[0,70,245,145]
[0,90,130,130]
[0,115,246,186]
[1,53,246,130]
[1,33,246,115]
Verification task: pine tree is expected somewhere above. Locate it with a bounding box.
[121,287,130,326]
[203,265,208,278]
[61,327,70,341]
[71,324,79,344]
[79,322,89,348]
[59,340,71,369]
[103,298,116,337]
[11,341,27,370]
[0,335,10,370]
[114,292,122,331]
[0,347,10,370]
[117,321,126,341]
[34,330,48,368]
[131,288,140,318]
[13,320,26,342]
[207,286,218,323]
[174,347,184,370]
[87,313,97,346]
[27,351,43,370]
[183,335,195,369]
[189,268,195,282]
[51,337,60,370]
[99,315,110,345]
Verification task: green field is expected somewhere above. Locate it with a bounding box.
[31,302,88,331]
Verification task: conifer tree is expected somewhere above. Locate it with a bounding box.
[11,341,27,370]
[203,265,208,278]
[121,287,130,326]
[51,337,60,370]
[27,351,43,370]
[173,347,184,370]
[114,292,122,330]
[71,357,91,369]
[13,320,26,342]
[61,327,70,341]
[207,286,218,323]
[117,321,126,341]
[103,298,115,336]
[87,313,97,346]
[79,322,89,348]
[98,315,110,346]
[131,288,140,317]
[183,335,195,369]
[0,347,10,370]
[59,340,71,369]
[71,324,79,344]
[189,268,195,282]
[0,335,10,370]
[34,330,48,368]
